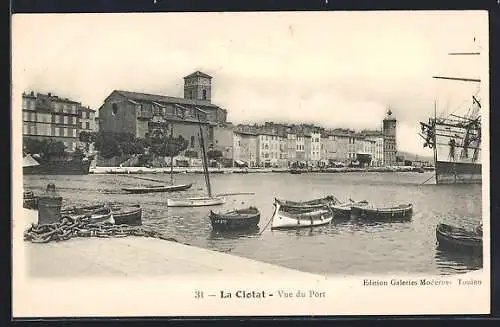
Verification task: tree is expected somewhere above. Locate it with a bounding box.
[23,138,67,160]
[150,135,188,157]
[94,132,121,159]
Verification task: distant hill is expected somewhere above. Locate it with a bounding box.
[397,151,433,163]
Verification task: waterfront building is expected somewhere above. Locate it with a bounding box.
[320,131,329,165]
[295,133,306,163]
[355,136,376,167]
[324,131,351,164]
[22,91,90,152]
[79,106,96,133]
[98,71,228,158]
[233,130,258,167]
[286,129,297,166]
[213,123,234,164]
[362,130,384,167]
[256,130,282,167]
[310,131,321,165]
[383,109,397,166]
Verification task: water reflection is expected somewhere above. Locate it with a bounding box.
[208,227,261,240]
[435,248,483,275]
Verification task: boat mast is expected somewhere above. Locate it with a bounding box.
[197,113,212,198]
[433,100,438,185]
[169,126,174,185]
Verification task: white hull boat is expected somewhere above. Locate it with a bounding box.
[271,201,333,229]
[167,196,225,207]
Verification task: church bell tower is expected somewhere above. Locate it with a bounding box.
[183,71,212,102]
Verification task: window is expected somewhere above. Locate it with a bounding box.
[30,100,35,110]
[112,103,118,116]
[190,136,195,147]
[82,111,87,119]
[202,89,207,100]
[85,122,90,130]
[79,121,83,129]
[59,127,64,136]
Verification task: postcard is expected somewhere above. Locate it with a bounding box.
[12,10,490,317]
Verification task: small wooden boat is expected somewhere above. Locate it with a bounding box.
[436,223,482,254]
[65,206,114,224]
[23,190,39,209]
[122,183,192,194]
[209,207,260,231]
[331,199,369,219]
[351,203,413,221]
[289,169,303,174]
[271,200,333,229]
[167,196,225,207]
[62,203,141,225]
[275,195,339,211]
[112,204,142,225]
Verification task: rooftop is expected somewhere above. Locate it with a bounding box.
[23,91,80,104]
[183,70,212,79]
[110,90,225,111]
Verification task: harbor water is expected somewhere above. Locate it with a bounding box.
[22,171,483,276]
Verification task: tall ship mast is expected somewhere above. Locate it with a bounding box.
[419,41,482,185]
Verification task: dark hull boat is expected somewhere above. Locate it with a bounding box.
[351,203,413,221]
[436,223,482,254]
[122,183,192,194]
[209,207,260,231]
[331,200,369,219]
[289,169,304,174]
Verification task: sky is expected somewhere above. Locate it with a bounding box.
[12,11,488,156]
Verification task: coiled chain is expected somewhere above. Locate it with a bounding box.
[23,215,179,244]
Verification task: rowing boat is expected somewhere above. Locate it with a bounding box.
[436,223,482,254]
[275,195,339,211]
[122,183,192,194]
[351,203,413,221]
[330,199,369,219]
[271,199,333,229]
[209,207,260,231]
[167,196,225,207]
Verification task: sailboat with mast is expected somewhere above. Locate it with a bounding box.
[121,126,193,194]
[419,41,483,185]
[166,113,225,207]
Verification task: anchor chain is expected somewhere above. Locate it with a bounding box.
[24,215,180,244]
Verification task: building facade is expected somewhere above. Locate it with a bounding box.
[22,91,91,152]
[310,131,321,165]
[363,130,384,166]
[79,106,96,133]
[383,109,397,166]
[98,71,228,158]
[213,123,234,162]
[233,131,258,167]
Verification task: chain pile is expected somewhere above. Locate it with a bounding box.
[24,215,180,244]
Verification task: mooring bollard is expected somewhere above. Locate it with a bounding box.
[37,183,63,225]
